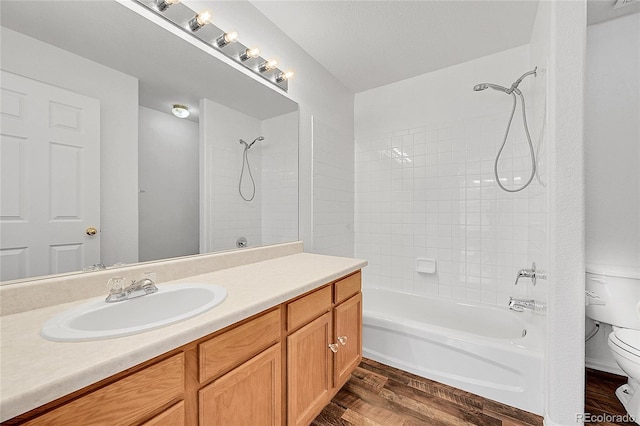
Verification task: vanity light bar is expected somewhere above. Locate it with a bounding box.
[135,0,291,92]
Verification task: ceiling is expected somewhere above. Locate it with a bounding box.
[251,0,640,94]
[251,1,540,93]
[588,0,640,25]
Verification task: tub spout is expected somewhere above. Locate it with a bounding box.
[509,297,535,312]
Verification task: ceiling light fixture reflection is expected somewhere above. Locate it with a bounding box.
[276,70,294,83]
[189,10,213,31]
[259,59,278,73]
[240,47,260,61]
[155,0,180,12]
[171,104,190,118]
[216,31,238,48]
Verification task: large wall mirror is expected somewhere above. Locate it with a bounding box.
[0,0,299,283]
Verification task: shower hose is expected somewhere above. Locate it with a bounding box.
[495,90,537,193]
[239,146,255,201]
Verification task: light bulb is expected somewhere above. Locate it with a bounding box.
[156,0,180,12]
[240,47,261,61]
[171,104,190,119]
[276,70,294,82]
[189,10,213,31]
[259,59,278,73]
[216,31,238,48]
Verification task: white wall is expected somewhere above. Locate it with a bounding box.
[138,106,199,262]
[1,27,139,267]
[544,1,587,424]
[585,13,640,276]
[262,112,299,245]
[584,12,640,375]
[312,117,355,257]
[187,0,355,255]
[354,45,547,307]
[528,0,552,309]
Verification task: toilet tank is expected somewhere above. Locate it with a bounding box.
[585,266,640,330]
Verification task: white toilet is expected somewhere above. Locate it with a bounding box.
[586,266,640,421]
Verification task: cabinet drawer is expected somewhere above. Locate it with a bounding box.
[287,286,331,331]
[141,401,185,426]
[334,271,361,304]
[25,354,184,425]
[199,308,281,383]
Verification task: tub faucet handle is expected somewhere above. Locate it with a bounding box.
[514,262,539,286]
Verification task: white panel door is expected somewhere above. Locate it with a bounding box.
[0,70,100,281]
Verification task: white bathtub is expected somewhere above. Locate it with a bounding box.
[362,288,544,414]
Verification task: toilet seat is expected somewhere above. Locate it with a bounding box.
[609,329,640,362]
[610,329,640,358]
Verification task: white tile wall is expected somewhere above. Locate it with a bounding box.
[200,99,298,252]
[354,47,548,307]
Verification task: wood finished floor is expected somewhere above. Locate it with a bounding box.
[312,360,634,426]
[585,368,636,425]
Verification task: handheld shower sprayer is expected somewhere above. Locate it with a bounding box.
[473,67,538,193]
[238,136,265,201]
[473,83,508,93]
[239,136,265,150]
[474,68,537,95]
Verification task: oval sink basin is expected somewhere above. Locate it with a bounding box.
[41,283,227,342]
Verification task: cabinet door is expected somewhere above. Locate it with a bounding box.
[334,293,362,388]
[287,312,332,426]
[199,344,281,426]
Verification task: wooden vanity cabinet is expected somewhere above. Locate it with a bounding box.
[7,270,362,426]
[20,353,185,426]
[141,401,185,426]
[199,343,282,426]
[287,311,333,426]
[286,271,362,426]
[198,308,282,426]
[333,292,363,388]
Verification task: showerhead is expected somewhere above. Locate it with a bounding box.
[239,136,265,149]
[473,83,509,93]
[248,136,264,148]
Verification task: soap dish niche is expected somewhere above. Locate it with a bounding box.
[416,258,436,274]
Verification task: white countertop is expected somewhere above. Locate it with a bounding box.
[0,252,366,422]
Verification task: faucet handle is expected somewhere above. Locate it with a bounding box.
[107,277,127,294]
[514,262,537,286]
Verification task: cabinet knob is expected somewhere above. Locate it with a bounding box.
[328,343,339,353]
[338,336,348,346]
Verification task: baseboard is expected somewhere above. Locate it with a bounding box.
[544,418,566,426]
[586,357,625,376]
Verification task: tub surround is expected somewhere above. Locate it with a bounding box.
[0,243,366,422]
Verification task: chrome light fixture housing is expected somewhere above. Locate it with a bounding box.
[136,0,291,92]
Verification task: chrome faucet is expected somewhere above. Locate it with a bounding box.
[105,276,158,303]
[508,297,535,312]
